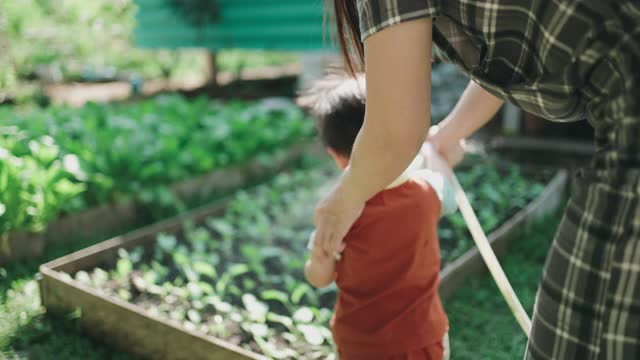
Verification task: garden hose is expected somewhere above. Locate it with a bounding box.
[450,172,532,337]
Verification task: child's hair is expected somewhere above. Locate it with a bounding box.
[297,71,365,156]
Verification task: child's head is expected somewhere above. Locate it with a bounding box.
[298,72,365,169]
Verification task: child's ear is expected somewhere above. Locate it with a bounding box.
[327,147,339,162]
[327,148,349,170]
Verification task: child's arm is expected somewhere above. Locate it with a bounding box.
[304,245,336,288]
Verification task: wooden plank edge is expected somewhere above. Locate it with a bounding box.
[41,197,232,274]
[39,266,266,360]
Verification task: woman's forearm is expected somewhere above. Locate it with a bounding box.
[343,108,428,203]
[339,19,434,204]
[432,81,504,149]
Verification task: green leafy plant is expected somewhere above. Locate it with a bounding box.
[447,214,561,359]
[0,95,314,238]
[0,135,84,237]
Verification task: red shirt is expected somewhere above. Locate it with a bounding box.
[331,178,448,359]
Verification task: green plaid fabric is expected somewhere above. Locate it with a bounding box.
[358,1,640,359]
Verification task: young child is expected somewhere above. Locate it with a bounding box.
[299,73,458,360]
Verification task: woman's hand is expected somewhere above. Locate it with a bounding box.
[427,125,466,167]
[428,81,504,162]
[313,179,364,256]
[304,239,338,288]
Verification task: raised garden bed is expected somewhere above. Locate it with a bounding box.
[439,168,567,299]
[44,63,301,107]
[0,95,317,263]
[40,159,566,360]
[1,141,320,264]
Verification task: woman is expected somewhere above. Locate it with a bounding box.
[313,1,640,359]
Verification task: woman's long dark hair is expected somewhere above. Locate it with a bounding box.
[327,1,442,74]
[327,0,364,75]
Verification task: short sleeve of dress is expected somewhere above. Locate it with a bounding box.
[358,0,442,41]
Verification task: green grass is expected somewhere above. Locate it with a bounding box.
[446,211,564,359]
[0,236,137,360]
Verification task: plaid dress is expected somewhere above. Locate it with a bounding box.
[357,1,640,359]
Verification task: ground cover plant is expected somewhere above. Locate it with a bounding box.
[0,235,138,360]
[69,158,552,359]
[447,212,562,359]
[0,95,314,237]
[438,162,552,263]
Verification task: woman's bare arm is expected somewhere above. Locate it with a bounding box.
[314,18,435,254]
[429,81,504,153]
[342,19,434,203]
